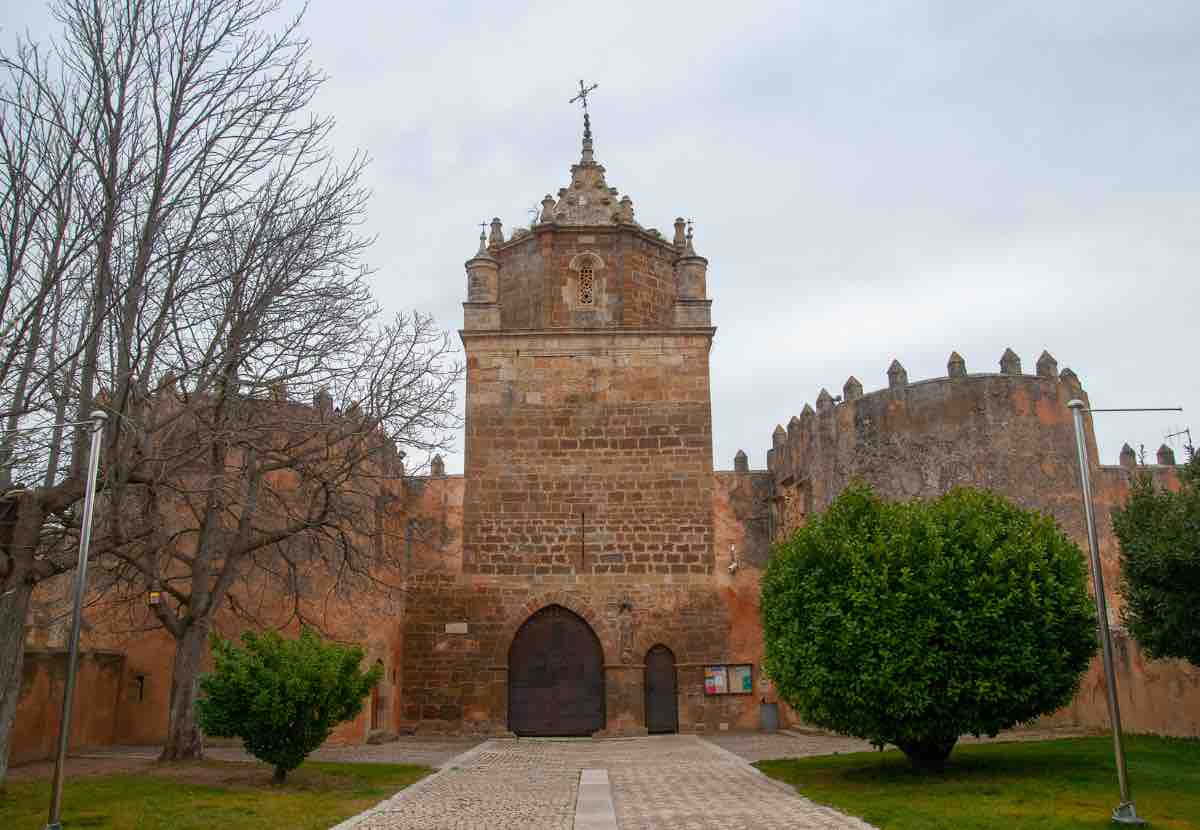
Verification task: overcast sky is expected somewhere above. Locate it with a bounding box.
[4,1,1197,472]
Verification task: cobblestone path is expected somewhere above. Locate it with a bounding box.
[339,735,876,830]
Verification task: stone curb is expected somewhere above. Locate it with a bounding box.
[327,739,495,830]
[699,736,879,830]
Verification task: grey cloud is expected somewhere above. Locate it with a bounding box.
[4,0,1195,470]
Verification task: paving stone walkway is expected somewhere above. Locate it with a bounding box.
[339,735,877,830]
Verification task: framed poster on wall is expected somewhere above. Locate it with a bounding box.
[729,664,753,694]
[704,665,728,695]
[704,664,754,695]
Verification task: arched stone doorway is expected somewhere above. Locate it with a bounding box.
[644,644,678,734]
[508,605,605,736]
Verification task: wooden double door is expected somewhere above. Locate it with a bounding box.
[508,605,605,736]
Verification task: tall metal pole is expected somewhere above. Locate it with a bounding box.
[45,410,107,830]
[1067,399,1144,826]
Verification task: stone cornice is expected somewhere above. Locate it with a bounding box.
[459,326,716,342]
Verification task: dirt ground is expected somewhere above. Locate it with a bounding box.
[7,755,266,785]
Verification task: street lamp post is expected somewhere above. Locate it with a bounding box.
[45,410,107,830]
[1067,400,1182,827]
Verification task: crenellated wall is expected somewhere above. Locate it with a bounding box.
[765,348,1198,736]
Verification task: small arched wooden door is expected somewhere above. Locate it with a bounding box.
[508,605,605,736]
[644,644,678,734]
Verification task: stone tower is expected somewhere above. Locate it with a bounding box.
[460,115,716,580]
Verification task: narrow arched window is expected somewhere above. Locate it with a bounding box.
[578,263,595,306]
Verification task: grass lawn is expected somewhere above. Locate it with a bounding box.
[758,735,1200,829]
[0,759,430,830]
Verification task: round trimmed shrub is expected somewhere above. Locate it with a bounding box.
[198,629,382,783]
[761,485,1097,770]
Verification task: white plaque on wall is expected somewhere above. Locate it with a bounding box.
[445,622,469,634]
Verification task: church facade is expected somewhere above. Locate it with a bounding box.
[398,117,774,736]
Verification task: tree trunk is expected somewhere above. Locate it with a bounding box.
[0,581,33,788]
[159,621,210,762]
[897,736,958,772]
[272,766,286,784]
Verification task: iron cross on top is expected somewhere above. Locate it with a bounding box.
[570,80,599,112]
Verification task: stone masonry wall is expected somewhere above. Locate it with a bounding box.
[495,227,678,330]
[396,467,783,737]
[461,329,714,577]
[767,349,1197,736]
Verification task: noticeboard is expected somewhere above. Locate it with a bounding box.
[704,665,727,695]
[704,664,753,696]
[729,664,753,694]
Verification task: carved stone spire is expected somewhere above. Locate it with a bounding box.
[888,359,908,390]
[1119,443,1137,469]
[1157,444,1177,465]
[581,111,595,164]
[947,351,966,378]
[1000,347,1022,375]
[734,449,749,472]
[1036,350,1058,378]
[816,388,834,413]
[843,376,863,400]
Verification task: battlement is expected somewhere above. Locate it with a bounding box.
[767,348,1088,481]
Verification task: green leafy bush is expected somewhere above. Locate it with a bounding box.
[761,485,1097,770]
[1113,454,1200,666]
[198,629,382,782]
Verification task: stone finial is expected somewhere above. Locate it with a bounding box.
[161,371,177,395]
[816,388,834,413]
[1036,350,1058,378]
[787,415,802,436]
[766,448,775,472]
[540,194,556,224]
[843,376,863,401]
[683,220,697,255]
[431,454,445,477]
[488,217,504,246]
[1119,443,1137,468]
[800,403,816,426]
[270,382,287,402]
[619,195,634,224]
[674,217,687,248]
[887,359,908,390]
[947,351,966,378]
[313,387,333,415]
[1059,367,1081,392]
[1000,347,1022,375]
[734,449,749,473]
[1157,444,1177,466]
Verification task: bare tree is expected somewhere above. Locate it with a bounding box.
[0,0,460,779]
[0,33,98,785]
[103,158,458,759]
